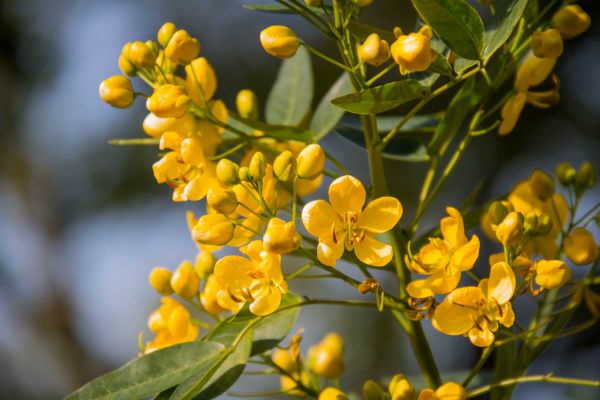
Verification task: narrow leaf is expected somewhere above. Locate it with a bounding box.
[66,341,225,400]
[331,80,425,115]
[310,73,353,141]
[266,46,313,126]
[411,0,484,60]
[243,3,326,15]
[229,113,313,143]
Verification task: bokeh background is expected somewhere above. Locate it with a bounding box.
[1,0,599,399]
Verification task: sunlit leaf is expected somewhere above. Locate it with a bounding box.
[331,80,425,114]
[310,73,353,141]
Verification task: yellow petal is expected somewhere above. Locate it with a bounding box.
[487,262,516,304]
[249,287,282,316]
[515,55,557,91]
[214,255,254,289]
[302,200,337,238]
[216,290,244,313]
[450,235,480,271]
[317,240,345,267]
[433,297,475,335]
[406,279,433,298]
[328,175,366,215]
[499,92,527,135]
[435,382,466,400]
[427,269,461,294]
[358,196,403,233]
[354,235,393,267]
[535,259,571,289]
[468,326,495,347]
[499,302,515,328]
[441,207,466,248]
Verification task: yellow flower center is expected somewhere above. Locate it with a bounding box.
[333,211,366,251]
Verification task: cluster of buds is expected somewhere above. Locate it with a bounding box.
[487,199,553,248]
[362,375,465,400]
[556,161,596,196]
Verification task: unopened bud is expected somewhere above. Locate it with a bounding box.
[362,380,385,400]
[576,161,596,191]
[216,159,240,185]
[146,84,190,118]
[148,267,173,295]
[263,218,301,254]
[536,213,553,235]
[260,25,300,59]
[488,201,509,225]
[495,212,523,246]
[523,212,538,234]
[273,151,296,182]
[358,33,391,67]
[296,144,325,180]
[158,22,177,48]
[528,169,555,201]
[531,29,564,58]
[249,152,267,180]
[556,162,576,186]
[388,374,416,400]
[236,89,259,119]
[238,166,250,182]
[129,41,155,69]
[118,53,137,77]
[195,250,215,278]
[552,5,591,39]
[165,29,201,64]
[99,75,135,108]
[192,214,235,245]
[564,227,599,265]
[207,187,238,215]
[170,261,200,299]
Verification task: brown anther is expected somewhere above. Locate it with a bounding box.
[358,277,380,294]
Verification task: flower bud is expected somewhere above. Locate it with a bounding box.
[99,75,135,108]
[391,25,434,74]
[207,187,238,215]
[238,166,250,182]
[552,5,591,39]
[236,89,259,119]
[435,382,466,400]
[564,227,599,265]
[362,380,385,400]
[148,267,173,295]
[146,84,190,118]
[535,259,571,289]
[260,25,300,59]
[249,152,267,180]
[531,29,564,58]
[216,159,240,185]
[263,218,301,254]
[536,213,553,236]
[576,161,596,190]
[273,150,296,182]
[129,41,155,69]
[309,333,344,379]
[495,212,523,246]
[185,57,217,105]
[195,250,215,278]
[388,374,416,400]
[556,162,576,186]
[319,388,348,400]
[158,22,177,47]
[528,169,555,201]
[358,33,391,66]
[165,29,201,64]
[170,261,200,299]
[192,213,235,245]
[296,144,325,180]
[200,275,225,314]
[487,201,509,225]
[118,53,137,77]
[523,212,538,234]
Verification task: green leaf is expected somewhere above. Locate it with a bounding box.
[411,0,484,60]
[482,0,528,59]
[383,143,430,162]
[310,73,353,141]
[243,3,326,15]
[266,46,313,126]
[428,50,454,78]
[347,20,396,43]
[427,75,483,155]
[66,341,225,400]
[331,80,425,115]
[228,113,313,143]
[251,291,302,355]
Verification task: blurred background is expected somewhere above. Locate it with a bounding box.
[0,0,599,398]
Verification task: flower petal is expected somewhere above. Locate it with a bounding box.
[358,196,403,233]
[317,240,345,267]
[427,269,461,294]
[302,200,336,238]
[354,235,393,267]
[441,207,467,248]
[433,297,476,335]
[328,175,366,215]
[450,235,480,271]
[487,262,516,304]
[249,287,282,316]
[468,326,495,347]
[406,279,433,298]
[214,255,254,289]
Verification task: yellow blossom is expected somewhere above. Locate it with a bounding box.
[564,227,599,265]
[273,150,297,182]
[302,175,403,267]
[192,213,235,246]
[495,212,523,246]
[388,374,416,400]
[128,41,155,69]
[145,297,198,353]
[296,144,325,180]
[142,112,197,139]
[147,84,190,118]
[308,333,345,379]
[260,25,300,59]
[236,89,259,119]
[99,75,135,108]
[148,267,173,296]
[531,29,564,58]
[263,218,301,254]
[534,259,571,290]
[552,5,591,38]
[170,261,200,299]
[319,388,348,400]
[200,274,225,314]
[391,26,435,74]
[185,57,217,106]
[358,33,391,66]
[207,187,238,215]
[194,247,216,278]
[214,240,287,315]
[433,262,516,347]
[418,382,466,400]
[165,29,200,64]
[406,207,480,298]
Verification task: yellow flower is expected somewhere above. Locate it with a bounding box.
[98,75,134,108]
[319,388,348,400]
[358,33,391,66]
[388,374,416,400]
[214,240,287,315]
[236,89,259,119]
[552,5,591,39]
[194,247,216,279]
[273,150,297,182]
[296,144,325,180]
[495,212,523,246]
[308,333,345,379]
[418,382,466,400]
[142,112,197,139]
[531,29,564,58]
[185,57,217,106]
[263,218,301,254]
[207,187,238,215]
[406,207,480,298]
[302,175,403,267]
[128,41,155,69]
[534,259,571,290]
[391,26,435,74]
[145,297,198,353]
[272,348,306,397]
[146,84,190,118]
[433,262,516,347]
[170,260,200,299]
[165,29,200,64]
[148,267,173,296]
[260,25,301,59]
[192,213,235,246]
[564,227,599,265]
[200,274,225,314]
